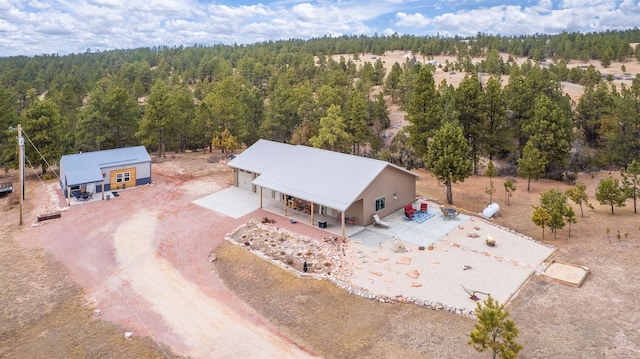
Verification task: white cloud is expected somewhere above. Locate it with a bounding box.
[394,12,430,27]
[1,0,640,57]
[0,18,17,32]
[619,0,639,12]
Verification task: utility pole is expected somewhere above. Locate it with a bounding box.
[18,124,24,225]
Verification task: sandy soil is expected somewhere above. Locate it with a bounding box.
[335,50,640,102]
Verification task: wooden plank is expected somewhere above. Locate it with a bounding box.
[37,211,61,222]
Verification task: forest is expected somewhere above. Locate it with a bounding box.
[1,29,640,183]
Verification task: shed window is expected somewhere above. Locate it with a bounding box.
[115,172,131,183]
[375,196,386,211]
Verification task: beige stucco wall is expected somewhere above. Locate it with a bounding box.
[351,166,417,226]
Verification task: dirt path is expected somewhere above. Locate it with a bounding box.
[112,210,313,358]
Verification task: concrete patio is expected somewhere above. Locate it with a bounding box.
[194,187,556,312]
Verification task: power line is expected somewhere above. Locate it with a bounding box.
[20,130,171,358]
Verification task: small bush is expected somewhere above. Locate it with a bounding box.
[497,163,517,177]
[42,173,54,181]
[564,172,578,185]
[546,169,565,181]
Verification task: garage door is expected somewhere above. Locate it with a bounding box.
[237,170,254,192]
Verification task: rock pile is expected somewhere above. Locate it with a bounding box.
[225,220,343,275]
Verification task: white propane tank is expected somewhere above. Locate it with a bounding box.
[482,203,500,218]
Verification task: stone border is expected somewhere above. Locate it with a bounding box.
[223,220,480,319]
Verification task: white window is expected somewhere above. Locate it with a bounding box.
[375,196,386,211]
[115,172,131,184]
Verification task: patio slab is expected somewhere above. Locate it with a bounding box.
[352,206,470,248]
[336,210,556,312]
[193,187,270,219]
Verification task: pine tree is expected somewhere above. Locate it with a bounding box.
[565,183,592,217]
[517,141,546,192]
[469,296,523,359]
[424,122,472,204]
[405,65,440,158]
[596,177,627,214]
[532,205,552,240]
[503,179,516,206]
[621,159,640,213]
[486,160,496,204]
[536,189,572,239]
[309,104,352,153]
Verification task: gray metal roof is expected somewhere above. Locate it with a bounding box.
[247,141,418,212]
[65,167,104,187]
[61,146,150,186]
[226,139,294,174]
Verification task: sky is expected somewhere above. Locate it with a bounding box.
[1,0,639,57]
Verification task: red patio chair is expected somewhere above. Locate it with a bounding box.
[404,204,416,215]
[420,203,428,212]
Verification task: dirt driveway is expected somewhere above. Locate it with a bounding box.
[6,159,315,358]
[2,153,640,358]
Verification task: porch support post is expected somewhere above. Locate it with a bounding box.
[341,211,346,238]
[101,180,105,200]
[310,202,314,225]
[67,185,71,206]
[259,186,263,208]
[283,195,287,216]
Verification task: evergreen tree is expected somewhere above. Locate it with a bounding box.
[482,76,510,159]
[503,179,516,206]
[385,62,402,102]
[595,177,627,214]
[575,82,614,148]
[486,160,496,204]
[345,90,372,155]
[424,122,472,204]
[622,159,640,213]
[456,72,484,173]
[536,189,572,239]
[405,65,440,158]
[21,99,70,174]
[565,183,592,218]
[137,80,182,157]
[309,104,352,153]
[524,95,575,173]
[517,141,546,192]
[532,205,552,240]
[469,296,523,359]
[0,88,19,166]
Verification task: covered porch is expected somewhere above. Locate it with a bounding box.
[254,185,361,239]
[260,194,366,238]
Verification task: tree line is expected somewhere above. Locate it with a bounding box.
[0,30,639,186]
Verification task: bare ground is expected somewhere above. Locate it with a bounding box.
[2,151,640,358]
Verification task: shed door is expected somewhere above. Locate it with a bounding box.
[237,170,254,192]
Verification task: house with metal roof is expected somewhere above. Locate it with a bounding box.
[227,139,418,236]
[59,146,151,202]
